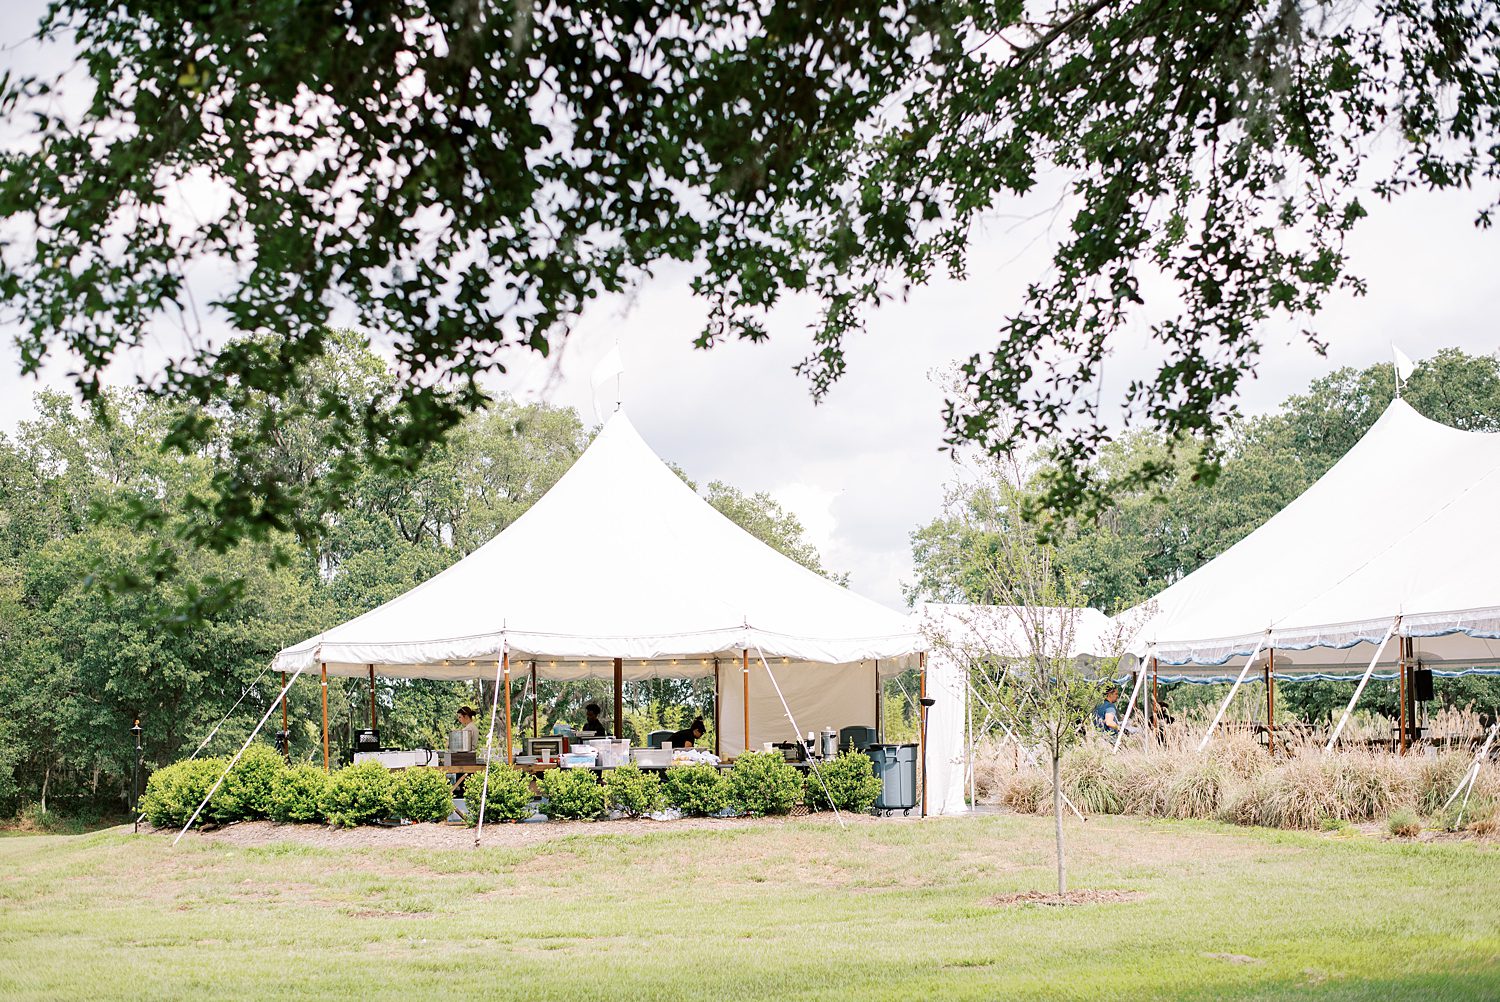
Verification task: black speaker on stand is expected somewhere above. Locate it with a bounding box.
[1413,668,1435,703]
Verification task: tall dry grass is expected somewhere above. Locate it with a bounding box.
[972,723,1500,836]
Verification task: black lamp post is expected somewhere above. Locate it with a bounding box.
[130,719,143,834]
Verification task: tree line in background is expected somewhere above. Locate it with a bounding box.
[0,331,837,819]
[908,348,1500,724]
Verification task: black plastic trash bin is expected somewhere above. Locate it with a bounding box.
[869,742,918,814]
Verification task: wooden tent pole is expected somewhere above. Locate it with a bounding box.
[742,649,750,758]
[1149,657,1158,739]
[1398,635,1408,754]
[320,662,329,772]
[503,654,513,765]
[531,662,539,738]
[280,671,288,753]
[613,657,624,739]
[1265,649,1275,756]
[919,652,928,818]
[367,664,377,733]
[713,659,721,757]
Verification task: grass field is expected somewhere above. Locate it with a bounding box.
[1,813,1497,1001]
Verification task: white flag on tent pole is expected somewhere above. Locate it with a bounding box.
[1392,345,1415,396]
[590,343,624,417]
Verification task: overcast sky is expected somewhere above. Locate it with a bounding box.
[3,6,1497,610]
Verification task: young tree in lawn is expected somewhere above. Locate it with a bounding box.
[922,456,1107,895]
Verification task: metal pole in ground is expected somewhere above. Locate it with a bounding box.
[130,719,143,834]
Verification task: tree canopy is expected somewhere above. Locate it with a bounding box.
[2,1,1494,547]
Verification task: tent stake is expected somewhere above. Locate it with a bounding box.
[321,663,329,772]
[1325,619,1399,753]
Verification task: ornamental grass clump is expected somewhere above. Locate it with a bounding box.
[727,751,801,817]
[663,763,730,817]
[1062,744,1125,815]
[464,763,533,826]
[1415,752,1473,815]
[269,764,329,823]
[1327,752,1408,821]
[1232,757,1340,830]
[320,761,395,828]
[1001,768,1047,814]
[390,767,453,823]
[212,744,284,822]
[139,757,227,829]
[539,767,606,820]
[803,752,882,813]
[1387,807,1421,839]
[604,763,665,817]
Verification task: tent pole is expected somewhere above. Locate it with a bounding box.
[280,671,289,760]
[742,649,750,758]
[1112,669,1144,753]
[475,654,506,845]
[875,659,884,741]
[1398,638,1408,754]
[503,653,513,765]
[713,659,721,758]
[1325,618,1399,752]
[613,657,623,739]
[531,662,539,738]
[174,667,308,846]
[320,663,329,772]
[919,652,928,819]
[1149,657,1158,743]
[368,665,377,734]
[966,660,975,808]
[1265,650,1275,756]
[1197,635,1267,752]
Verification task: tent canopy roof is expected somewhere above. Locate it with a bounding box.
[275,411,921,679]
[1132,400,1500,668]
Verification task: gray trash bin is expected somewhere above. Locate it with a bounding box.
[869,743,918,814]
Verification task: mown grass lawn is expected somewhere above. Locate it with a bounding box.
[1,813,1496,1001]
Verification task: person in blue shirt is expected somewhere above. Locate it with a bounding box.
[1092,686,1122,734]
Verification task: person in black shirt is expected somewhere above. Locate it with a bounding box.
[667,716,707,749]
[582,703,608,736]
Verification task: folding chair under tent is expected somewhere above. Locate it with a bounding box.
[268,410,935,802]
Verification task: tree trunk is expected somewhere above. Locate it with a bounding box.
[40,762,50,815]
[1051,751,1066,895]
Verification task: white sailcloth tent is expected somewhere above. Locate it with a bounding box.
[274,410,924,759]
[1131,399,1500,677]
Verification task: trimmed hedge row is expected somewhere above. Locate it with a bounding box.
[141,745,887,830]
[140,747,455,830]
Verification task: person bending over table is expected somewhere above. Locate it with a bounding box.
[667,717,707,749]
[1092,687,1121,735]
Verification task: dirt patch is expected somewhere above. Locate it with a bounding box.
[1205,953,1263,965]
[983,889,1143,908]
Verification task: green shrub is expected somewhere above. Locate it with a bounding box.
[463,764,534,826]
[1387,807,1421,838]
[213,744,284,822]
[604,763,665,817]
[663,764,730,817]
[269,764,329,824]
[727,751,800,817]
[319,761,395,828]
[539,768,606,820]
[139,757,227,829]
[390,768,454,823]
[803,752,882,813]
